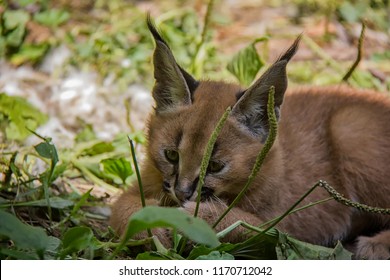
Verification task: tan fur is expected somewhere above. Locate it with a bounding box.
[110,22,390,259]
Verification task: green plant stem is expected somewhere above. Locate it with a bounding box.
[342,21,366,82]
[319,180,390,214]
[190,0,215,77]
[248,181,323,242]
[124,99,135,133]
[213,86,277,229]
[28,130,56,222]
[217,220,264,239]
[200,0,215,47]
[218,197,332,238]
[257,197,333,230]
[127,136,152,240]
[128,137,146,208]
[194,107,231,217]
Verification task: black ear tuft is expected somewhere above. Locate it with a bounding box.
[146,14,169,48]
[277,34,302,63]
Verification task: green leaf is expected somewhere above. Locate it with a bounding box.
[51,163,68,182]
[188,228,279,260]
[0,197,74,209]
[276,232,352,260]
[100,157,133,184]
[195,251,234,260]
[126,131,146,145]
[0,210,51,255]
[75,124,97,143]
[0,248,39,260]
[45,236,61,252]
[122,206,220,248]
[5,25,26,47]
[70,189,92,217]
[227,38,267,86]
[60,226,97,257]
[34,141,59,166]
[33,9,70,27]
[2,10,29,48]
[3,10,29,30]
[331,241,353,260]
[0,93,47,141]
[82,141,115,156]
[10,43,49,65]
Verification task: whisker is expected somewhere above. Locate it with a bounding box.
[244,194,257,213]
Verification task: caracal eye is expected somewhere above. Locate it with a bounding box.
[207,160,225,173]
[164,149,179,164]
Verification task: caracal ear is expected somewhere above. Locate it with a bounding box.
[231,35,301,141]
[147,16,199,113]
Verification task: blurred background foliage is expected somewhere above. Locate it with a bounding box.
[1,0,389,87]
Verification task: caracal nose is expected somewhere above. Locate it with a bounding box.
[175,188,194,201]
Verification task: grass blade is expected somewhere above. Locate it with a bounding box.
[194,107,231,217]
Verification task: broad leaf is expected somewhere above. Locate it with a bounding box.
[0,248,38,260]
[100,157,133,184]
[35,141,59,166]
[122,206,220,248]
[276,233,352,260]
[2,10,29,47]
[0,210,51,256]
[227,37,268,86]
[60,226,98,257]
[0,93,47,141]
[3,10,29,30]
